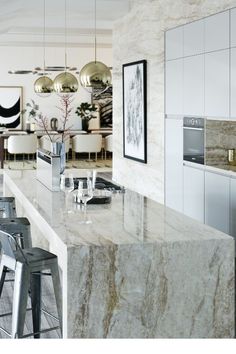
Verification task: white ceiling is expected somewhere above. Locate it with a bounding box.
[0,0,131,47]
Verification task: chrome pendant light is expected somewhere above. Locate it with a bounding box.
[79,0,112,93]
[53,0,78,94]
[34,0,53,96]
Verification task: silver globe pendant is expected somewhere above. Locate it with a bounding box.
[79,61,112,92]
[34,75,54,97]
[53,71,78,94]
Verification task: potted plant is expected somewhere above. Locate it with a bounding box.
[21,99,40,131]
[75,102,97,131]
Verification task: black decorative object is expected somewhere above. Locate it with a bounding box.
[0,86,22,129]
[122,60,147,163]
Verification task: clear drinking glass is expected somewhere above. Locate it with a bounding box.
[77,179,93,223]
[60,173,74,212]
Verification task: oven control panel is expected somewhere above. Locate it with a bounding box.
[183,117,204,128]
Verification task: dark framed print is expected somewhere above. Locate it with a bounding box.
[123,60,147,163]
[0,86,23,129]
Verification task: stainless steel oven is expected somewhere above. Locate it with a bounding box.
[183,117,205,165]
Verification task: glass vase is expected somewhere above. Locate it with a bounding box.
[51,141,66,174]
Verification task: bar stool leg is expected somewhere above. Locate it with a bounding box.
[0,264,7,298]
[12,263,30,338]
[30,272,42,338]
[50,263,62,336]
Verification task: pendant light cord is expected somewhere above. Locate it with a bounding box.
[94,0,97,63]
[65,0,67,70]
[43,0,46,73]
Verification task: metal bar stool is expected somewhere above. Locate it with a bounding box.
[0,218,32,249]
[0,230,62,339]
[0,197,17,218]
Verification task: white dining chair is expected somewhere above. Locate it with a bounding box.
[72,134,102,161]
[104,134,113,160]
[7,134,38,167]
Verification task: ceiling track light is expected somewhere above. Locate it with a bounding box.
[79,0,112,94]
[34,0,54,96]
[53,0,78,94]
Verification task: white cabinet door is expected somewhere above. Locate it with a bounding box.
[183,165,205,223]
[205,11,229,52]
[165,119,183,212]
[230,177,236,239]
[184,19,204,57]
[230,47,236,118]
[230,8,236,48]
[183,55,204,116]
[205,49,229,118]
[205,171,230,234]
[165,26,183,60]
[165,59,183,115]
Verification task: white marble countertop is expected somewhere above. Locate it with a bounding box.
[3,169,234,338]
[3,169,231,248]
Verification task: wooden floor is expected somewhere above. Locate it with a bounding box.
[0,171,112,339]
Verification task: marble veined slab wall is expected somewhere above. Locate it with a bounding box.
[206,119,236,165]
[112,0,236,203]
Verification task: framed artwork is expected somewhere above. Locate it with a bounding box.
[0,86,23,129]
[123,60,147,163]
[92,86,112,128]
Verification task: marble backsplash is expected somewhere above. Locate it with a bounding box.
[205,120,236,165]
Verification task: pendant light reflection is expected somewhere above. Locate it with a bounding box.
[53,0,78,94]
[34,0,53,97]
[79,0,111,93]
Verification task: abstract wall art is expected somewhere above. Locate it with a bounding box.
[0,86,22,129]
[123,60,147,163]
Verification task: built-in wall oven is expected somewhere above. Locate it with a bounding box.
[183,117,205,165]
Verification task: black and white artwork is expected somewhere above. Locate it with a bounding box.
[0,86,22,129]
[123,60,147,163]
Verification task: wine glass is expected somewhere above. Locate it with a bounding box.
[60,173,74,212]
[60,173,74,194]
[77,179,93,223]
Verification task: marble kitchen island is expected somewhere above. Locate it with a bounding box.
[3,170,235,338]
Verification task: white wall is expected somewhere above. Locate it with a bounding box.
[112,0,236,204]
[0,45,112,129]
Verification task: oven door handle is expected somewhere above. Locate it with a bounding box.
[183,127,204,131]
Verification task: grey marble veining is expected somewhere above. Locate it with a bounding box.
[206,119,236,166]
[3,170,235,338]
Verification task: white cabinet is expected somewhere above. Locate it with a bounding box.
[205,11,229,52]
[205,49,230,118]
[165,59,183,115]
[230,177,236,239]
[183,165,205,223]
[165,26,183,60]
[165,119,183,212]
[183,55,204,116]
[205,171,230,234]
[230,8,236,48]
[183,19,204,57]
[230,48,236,118]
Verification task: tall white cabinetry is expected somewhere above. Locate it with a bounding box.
[183,55,204,116]
[165,119,183,212]
[205,11,229,52]
[183,19,204,56]
[183,165,205,223]
[205,171,230,234]
[205,50,229,118]
[230,47,236,118]
[230,177,236,239]
[165,60,183,115]
[165,26,183,60]
[165,9,233,120]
